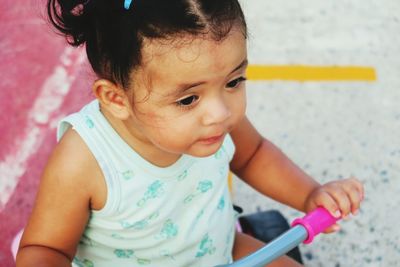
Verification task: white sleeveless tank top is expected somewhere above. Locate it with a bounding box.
[57,100,236,267]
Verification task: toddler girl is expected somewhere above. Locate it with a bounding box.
[16,0,364,266]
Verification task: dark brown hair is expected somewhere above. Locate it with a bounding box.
[47,0,247,89]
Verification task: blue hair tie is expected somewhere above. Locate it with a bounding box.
[124,0,133,10]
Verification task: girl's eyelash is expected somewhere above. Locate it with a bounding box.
[175,95,199,109]
[226,76,247,88]
[174,77,246,111]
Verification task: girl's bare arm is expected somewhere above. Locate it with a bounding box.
[16,129,104,266]
[229,116,320,212]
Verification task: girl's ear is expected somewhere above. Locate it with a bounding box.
[92,79,131,120]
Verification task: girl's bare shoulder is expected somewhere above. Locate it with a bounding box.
[52,127,107,210]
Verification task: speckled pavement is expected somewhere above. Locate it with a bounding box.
[234,0,400,266]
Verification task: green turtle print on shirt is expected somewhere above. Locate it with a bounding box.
[121,170,134,180]
[217,196,225,211]
[196,209,205,221]
[73,257,94,267]
[189,208,205,229]
[177,170,188,181]
[184,180,213,204]
[196,233,216,258]
[85,116,95,129]
[160,249,176,261]
[114,249,152,265]
[114,249,134,258]
[120,211,160,230]
[111,233,125,240]
[137,180,165,207]
[197,180,213,192]
[155,219,179,240]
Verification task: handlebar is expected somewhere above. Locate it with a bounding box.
[215,207,340,267]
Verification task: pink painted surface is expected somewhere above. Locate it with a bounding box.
[0,1,94,266]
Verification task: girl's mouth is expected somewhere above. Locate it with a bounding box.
[198,134,224,145]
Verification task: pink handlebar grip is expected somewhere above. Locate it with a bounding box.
[291,207,340,244]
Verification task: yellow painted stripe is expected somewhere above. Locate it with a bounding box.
[247,65,376,82]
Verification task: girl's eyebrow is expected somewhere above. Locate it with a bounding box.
[230,58,248,75]
[168,58,248,97]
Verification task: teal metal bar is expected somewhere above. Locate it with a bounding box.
[216,225,308,267]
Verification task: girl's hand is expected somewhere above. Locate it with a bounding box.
[304,177,364,233]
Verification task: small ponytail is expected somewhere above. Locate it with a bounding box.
[47,0,91,46]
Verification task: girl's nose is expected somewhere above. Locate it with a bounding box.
[202,98,232,126]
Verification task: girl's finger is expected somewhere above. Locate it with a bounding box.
[323,223,341,234]
[313,191,341,218]
[342,183,362,214]
[347,177,365,200]
[327,186,352,217]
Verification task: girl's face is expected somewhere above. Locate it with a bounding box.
[126,28,247,163]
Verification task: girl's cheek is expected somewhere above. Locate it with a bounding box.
[142,111,166,126]
[234,99,247,122]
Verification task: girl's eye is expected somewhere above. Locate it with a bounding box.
[176,95,199,107]
[226,77,247,88]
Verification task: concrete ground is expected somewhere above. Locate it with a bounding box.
[235,0,400,266]
[0,0,399,266]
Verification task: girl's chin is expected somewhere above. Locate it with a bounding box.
[187,140,224,157]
